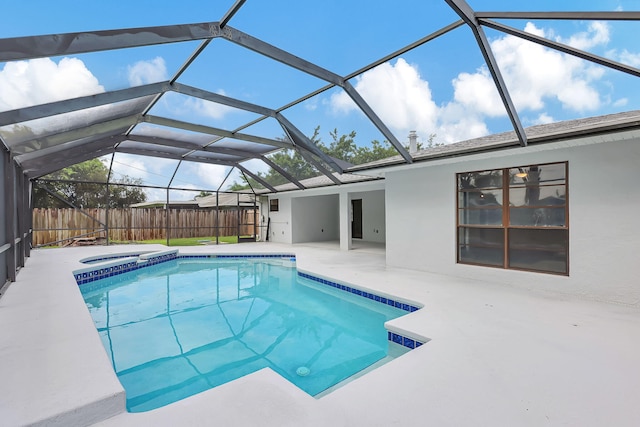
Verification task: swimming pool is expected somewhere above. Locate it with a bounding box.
[77,253,423,412]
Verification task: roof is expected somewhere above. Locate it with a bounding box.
[130,200,200,208]
[132,193,257,207]
[196,192,257,207]
[1,3,640,192]
[349,109,640,172]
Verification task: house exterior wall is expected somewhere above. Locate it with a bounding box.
[267,196,293,243]
[385,133,640,306]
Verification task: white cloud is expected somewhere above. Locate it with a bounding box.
[144,188,166,202]
[304,98,318,111]
[531,113,555,125]
[560,21,610,50]
[180,89,236,120]
[330,58,440,142]
[127,57,167,86]
[169,186,200,201]
[186,98,234,119]
[195,163,232,189]
[327,21,618,146]
[614,49,640,67]
[332,58,438,129]
[613,98,628,107]
[328,58,492,143]
[241,158,270,176]
[111,154,150,182]
[485,22,606,113]
[438,102,490,144]
[452,68,504,117]
[0,57,104,111]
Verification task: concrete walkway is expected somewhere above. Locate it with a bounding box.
[1,242,639,426]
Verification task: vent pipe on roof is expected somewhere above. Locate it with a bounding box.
[408,130,418,154]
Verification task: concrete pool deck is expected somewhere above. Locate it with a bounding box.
[1,242,639,426]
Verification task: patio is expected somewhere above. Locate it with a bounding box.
[1,242,638,426]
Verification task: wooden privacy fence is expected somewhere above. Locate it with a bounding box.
[32,208,257,246]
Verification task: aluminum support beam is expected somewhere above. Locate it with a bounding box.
[3,155,17,282]
[224,26,344,86]
[235,164,277,192]
[144,116,292,148]
[15,170,25,268]
[126,134,259,159]
[23,174,32,258]
[270,22,465,118]
[37,185,107,227]
[12,115,139,154]
[37,177,216,193]
[0,23,217,62]
[220,0,247,28]
[481,19,640,78]
[0,82,168,127]
[217,168,236,192]
[342,81,413,163]
[345,20,465,81]
[116,147,239,168]
[445,0,527,147]
[24,147,114,178]
[277,121,342,185]
[170,40,211,85]
[171,83,275,117]
[259,156,306,190]
[296,150,342,185]
[15,135,125,165]
[276,113,344,173]
[475,11,640,20]
[22,137,121,178]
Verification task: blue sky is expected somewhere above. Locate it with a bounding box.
[1,0,639,198]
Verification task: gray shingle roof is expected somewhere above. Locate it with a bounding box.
[349,109,640,172]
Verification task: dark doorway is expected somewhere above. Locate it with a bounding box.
[351,199,363,239]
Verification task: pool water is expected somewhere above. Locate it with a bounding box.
[80,258,408,412]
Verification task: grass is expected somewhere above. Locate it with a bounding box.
[41,235,256,248]
[139,236,247,246]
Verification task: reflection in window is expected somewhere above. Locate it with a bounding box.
[457,162,568,275]
[269,199,279,212]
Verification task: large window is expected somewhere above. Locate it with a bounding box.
[457,162,568,275]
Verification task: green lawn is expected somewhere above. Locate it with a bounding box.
[139,236,246,246]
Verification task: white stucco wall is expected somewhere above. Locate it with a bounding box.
[291,194,339,243]
[385,133,640,306]
[266,196,292,243]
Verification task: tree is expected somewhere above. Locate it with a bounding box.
[195,191,213,199]
[229,127,439,190]
[33,159,147,208]
[108,175,147,208]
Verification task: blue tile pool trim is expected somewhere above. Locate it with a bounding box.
[75,253,297,285]
[81,254,143,264]
[75,252,178,285]
[388,331,424,349]
[297,271,425,350]
[298,271,420,313]
[181,254,296,260]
